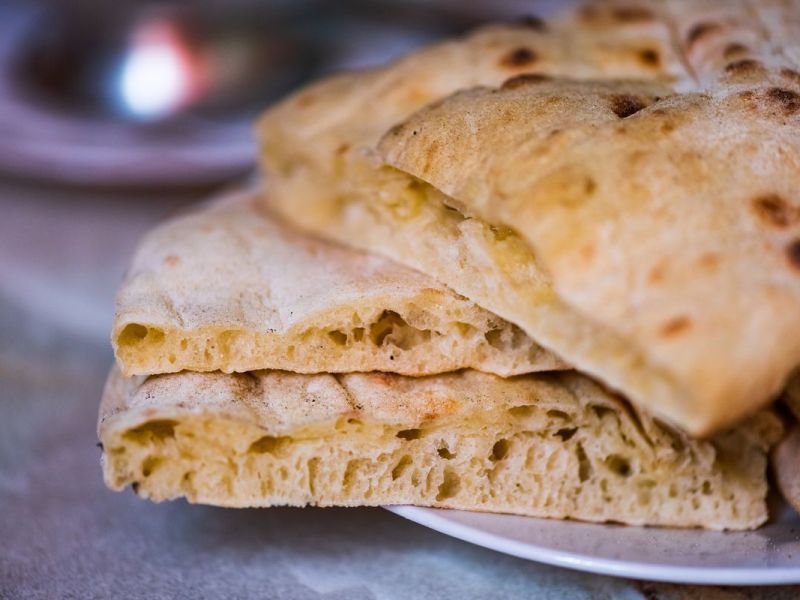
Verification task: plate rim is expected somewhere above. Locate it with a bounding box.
[386,505,800,586]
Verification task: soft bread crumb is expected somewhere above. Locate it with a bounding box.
[100,368,781,531]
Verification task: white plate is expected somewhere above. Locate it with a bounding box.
[386,499,800,585]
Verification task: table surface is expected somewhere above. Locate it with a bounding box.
[1,178,798,599]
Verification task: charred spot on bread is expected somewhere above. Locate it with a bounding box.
[386,122,406,137]
[501,73,552,90]
[660,316,691,337]
[501,47,538,68]
[780,68,800,86]
[686,22,721,48]
[766,88,800,115]
[739,88,800,117]
[609,94,648,118]
[751,194,797,228]
[788,240,800,270]
[638,48,660,67]
[724,59,764,76]
[612,7,655,22]
[723,43,750,60]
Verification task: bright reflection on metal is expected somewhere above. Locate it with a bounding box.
[118,21,194,120]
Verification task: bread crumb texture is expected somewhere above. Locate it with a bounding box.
[100,368,781,530]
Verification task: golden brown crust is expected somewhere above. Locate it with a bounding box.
[378,72,800,435]
[257,2,800,435]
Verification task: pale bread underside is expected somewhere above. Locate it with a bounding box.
[99,366,782,530]
[257,3,800,435]
[113,190,561,377]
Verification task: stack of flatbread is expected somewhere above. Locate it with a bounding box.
[99,0,800,531]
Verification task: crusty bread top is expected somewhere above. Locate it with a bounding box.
[257,0,800,435]
[258,3,691,184]
[113,189,561,377]
[379,71,800,435]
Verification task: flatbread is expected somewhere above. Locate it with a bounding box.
[378,72,800,437]
[113,189,560,377]
[99,366,782,530]
[257,2,800,435]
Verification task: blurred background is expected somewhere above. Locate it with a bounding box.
[0,0,550,188]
